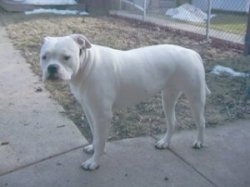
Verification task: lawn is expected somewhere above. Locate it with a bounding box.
[148,10,247,35]
[210,12,247,34]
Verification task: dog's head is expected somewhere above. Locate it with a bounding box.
[40,34,91,81]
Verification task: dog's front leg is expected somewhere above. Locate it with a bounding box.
[83,109,95,154]
[81,107,112,171]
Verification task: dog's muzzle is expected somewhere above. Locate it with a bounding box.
[47,64,59,80]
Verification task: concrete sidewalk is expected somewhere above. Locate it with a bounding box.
[0,25,250,187]
[0,27,87,175]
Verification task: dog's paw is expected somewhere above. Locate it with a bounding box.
[192,140,203,149]
[83,144,94,154]
[155,139,170,149]
[81,158,99,171]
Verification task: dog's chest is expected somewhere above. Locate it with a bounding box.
[69,83,84,104]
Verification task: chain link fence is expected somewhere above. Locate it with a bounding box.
[110,0,247,47]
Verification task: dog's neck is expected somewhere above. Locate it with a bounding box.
[70,47,95,87]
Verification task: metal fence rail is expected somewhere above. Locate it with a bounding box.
[119,0,147,20]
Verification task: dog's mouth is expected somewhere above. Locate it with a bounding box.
[47,74,61,81]
[43,64,72,82]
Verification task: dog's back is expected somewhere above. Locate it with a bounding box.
[90,44,207,108]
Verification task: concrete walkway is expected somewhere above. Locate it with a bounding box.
[0,27,87,174]
[0,25,250,187]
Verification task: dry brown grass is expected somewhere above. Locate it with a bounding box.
[3,14,250,141]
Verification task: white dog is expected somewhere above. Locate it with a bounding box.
[40,34,210,171]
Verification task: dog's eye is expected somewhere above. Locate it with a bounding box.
[42,55,47,60]
[63,55,71,61]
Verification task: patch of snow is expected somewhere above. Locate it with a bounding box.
[14,0,77,5]
[25,8,88,15]
[211,65,247,77]
[166,3,215,23]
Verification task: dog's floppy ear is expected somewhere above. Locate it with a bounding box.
[42,36,52,44]
[70,34,91,49]
[41,37,50,46]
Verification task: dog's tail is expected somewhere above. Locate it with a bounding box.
[206,84,211,96]
[195,51,211,96]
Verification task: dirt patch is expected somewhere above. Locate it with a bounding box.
[2,13,250,141]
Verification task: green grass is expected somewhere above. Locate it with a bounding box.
[210,12,247,34]
[148,10,247,35]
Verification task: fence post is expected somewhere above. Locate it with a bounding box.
[143,0,147,21]
[206,0,211,41]
[244,5,250,55]
[119,0,122,10]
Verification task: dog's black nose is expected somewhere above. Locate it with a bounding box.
[47,64,59,75]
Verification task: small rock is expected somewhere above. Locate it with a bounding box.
[56,125,66,128]
[164,176,169,181]
[56,162,63,166]
[1,142,9,146]
[35,87,43,92]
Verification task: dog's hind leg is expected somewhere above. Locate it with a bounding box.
[155,89,181,149]
[186,89,206,149]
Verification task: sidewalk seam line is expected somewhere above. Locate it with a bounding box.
[150,135,218,187]
[169,149,218,187]
[0,144,87,178]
